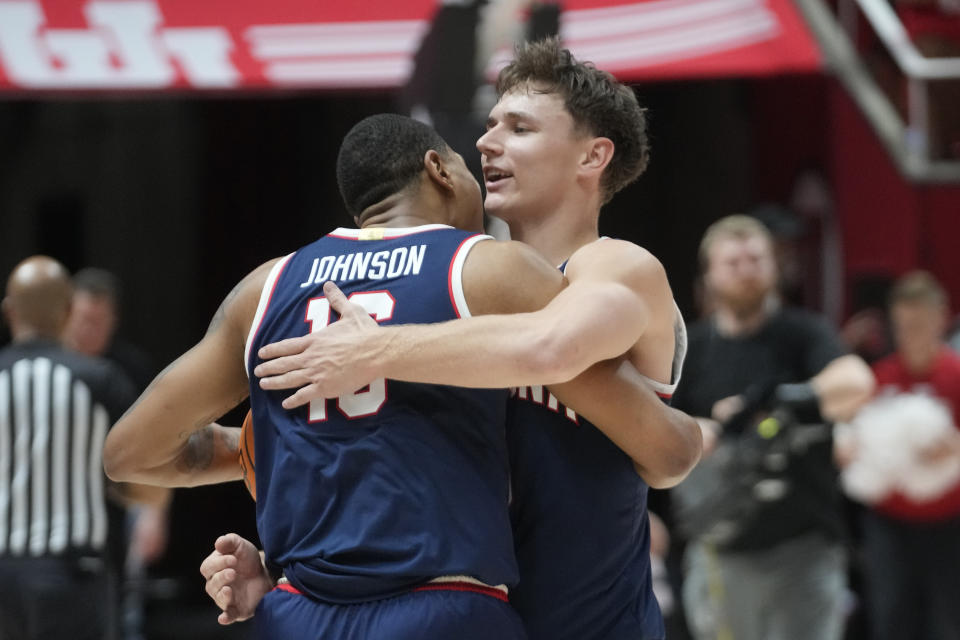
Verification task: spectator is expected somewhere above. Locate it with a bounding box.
[64,268,156,393]
[0,255,165,640]
[63,267,168,640]
[671,215,874,640]
[846,270,960,640]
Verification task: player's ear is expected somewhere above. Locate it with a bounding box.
[579,137,614,175]
[424,149,455,192]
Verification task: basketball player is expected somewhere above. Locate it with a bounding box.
[232,38,700,639]
[103,113,696,639]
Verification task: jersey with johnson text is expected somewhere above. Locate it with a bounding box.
[507,255,687,640]
[245,224,516,604]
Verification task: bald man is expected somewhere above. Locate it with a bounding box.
[0,256,158,640]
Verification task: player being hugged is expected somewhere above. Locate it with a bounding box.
[104,112,699,639]
[230,38,703,640]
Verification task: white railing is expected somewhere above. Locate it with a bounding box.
[796,0,960,181]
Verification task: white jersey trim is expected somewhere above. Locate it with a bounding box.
[639,302,687,398]
[245,253,295,376]
[327,224,454,239]
[449,234,493,319]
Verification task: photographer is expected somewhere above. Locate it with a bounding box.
[672,215,874,640]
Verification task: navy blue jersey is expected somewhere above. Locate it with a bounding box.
[507,395,664,639]
[245,224,517,605]
[506,255,687,640]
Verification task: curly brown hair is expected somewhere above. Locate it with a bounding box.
[496,37,650,204]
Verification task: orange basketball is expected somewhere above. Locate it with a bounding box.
[239,409,256,501]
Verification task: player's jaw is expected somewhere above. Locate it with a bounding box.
[480,161,516,215]
[482,160,581,225]
[480,163,548,224]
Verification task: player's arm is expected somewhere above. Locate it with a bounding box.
[103,261,275,487]
[256,240,700,484]
[547,358,702,488]
[255,240,656,399]
[543,241,701,487]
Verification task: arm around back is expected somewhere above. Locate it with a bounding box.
[325,239,654,390]
[255,239,666,401]
[103,260,275,487]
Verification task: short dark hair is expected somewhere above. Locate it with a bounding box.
[73,267,120,302]
[337,114,451,217]
[497,37,650,204]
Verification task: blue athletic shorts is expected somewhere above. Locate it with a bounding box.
[254,581,528,640]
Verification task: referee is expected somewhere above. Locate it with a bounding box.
[0,256,159,640]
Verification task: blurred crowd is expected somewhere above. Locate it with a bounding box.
[655,210,960,640]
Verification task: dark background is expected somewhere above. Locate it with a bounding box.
[0,76,828,360]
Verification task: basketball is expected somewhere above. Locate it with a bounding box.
[239,409,256,501]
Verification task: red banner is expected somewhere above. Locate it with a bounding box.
[0,0,821,91]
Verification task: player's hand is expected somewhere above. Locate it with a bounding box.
[200,533,272,625]
[255,281,382,408]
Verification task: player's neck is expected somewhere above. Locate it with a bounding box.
[506,208,600,267]
[358,197,446,230]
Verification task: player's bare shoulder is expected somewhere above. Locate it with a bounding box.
[462,240,566,315]
[566,239,671,300]
[568,239,677,381]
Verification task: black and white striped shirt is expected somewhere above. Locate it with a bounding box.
[0,339,135,558]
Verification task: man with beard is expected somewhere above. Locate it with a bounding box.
[672,214,874,640]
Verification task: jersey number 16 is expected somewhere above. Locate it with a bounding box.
[304,291,395,422]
